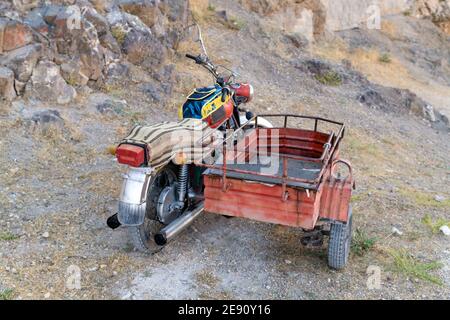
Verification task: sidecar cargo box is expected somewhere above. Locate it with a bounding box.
[203,122,338,190]
[201,115,352,229]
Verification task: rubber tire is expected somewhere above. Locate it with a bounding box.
[127,165,178,253]
[327,207,353,270]
[128,220,164,253]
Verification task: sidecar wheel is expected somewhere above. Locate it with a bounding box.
[327,207,353,270]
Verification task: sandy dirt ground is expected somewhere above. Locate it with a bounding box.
[0,1,449,300]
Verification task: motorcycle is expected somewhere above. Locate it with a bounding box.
[107,29,273,252]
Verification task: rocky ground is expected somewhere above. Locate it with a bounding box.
[0,0,449,300]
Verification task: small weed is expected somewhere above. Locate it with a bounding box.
[103,84,125,97]
[111,26,127,45]
[315,71,342,86]
[351,228,376,256]
[64,75,79,87]
[0,288,14,300]
[227,16,246,30]
[195,270,220,288]
[389,249,443,285]
[421,214,450,234]
[379,53,392,63]
[207,4,216,11]
[0,231,19,241]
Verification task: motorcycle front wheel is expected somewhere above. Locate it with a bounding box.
[128,165,178,253]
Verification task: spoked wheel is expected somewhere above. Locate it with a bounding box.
[128,165,177,253]
[327,207,353,270]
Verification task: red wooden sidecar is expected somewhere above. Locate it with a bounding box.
[200,114,355,269]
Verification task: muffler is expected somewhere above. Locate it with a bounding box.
[154,204,204,246]
[107,213,121,230]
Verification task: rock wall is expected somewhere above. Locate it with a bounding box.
[322,0,411,31]
[413,0,450,34]
[241,0,450,39]
[0,0,190,103]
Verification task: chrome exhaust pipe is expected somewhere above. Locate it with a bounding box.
[154,204,204,246]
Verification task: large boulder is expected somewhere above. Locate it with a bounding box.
[27,60,77,105]
[24,8,50,35]
[60,58,90,86]
[122,29,166,68]
[83,5,121,53]
[118,0,162,28]
[0,18,34,53]
[0,66,16,101]
[240,0,327,40]
[107,10,167,69]
[29,4,106,82]
[116,0,188,45]
[0,43,43,94]
[52,6,105,81]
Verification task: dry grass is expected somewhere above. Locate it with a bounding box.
[398,188,450,209]
[312,40,450,116]
[380,20,401,40]
[195,269,220,288]
[190,1,245,31]
[421,214,450,234]
[343,131,392,177]
[3,210,140,299]
[190,0,213,23]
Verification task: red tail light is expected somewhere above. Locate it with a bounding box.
[116,144,145,167]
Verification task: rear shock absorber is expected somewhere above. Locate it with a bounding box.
[177,164,188,203]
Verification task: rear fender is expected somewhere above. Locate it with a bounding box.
[118,167,153,226]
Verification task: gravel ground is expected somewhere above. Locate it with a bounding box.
[0,4,449,300]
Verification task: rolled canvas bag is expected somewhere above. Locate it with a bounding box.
[120,118,217,168]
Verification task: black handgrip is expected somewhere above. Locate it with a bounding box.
[186,53,203,64]
[186,53,197,60]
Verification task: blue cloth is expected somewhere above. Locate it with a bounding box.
[182,85,222,119]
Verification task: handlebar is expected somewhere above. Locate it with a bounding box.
[185,53,238,89]
[186,53,219,80]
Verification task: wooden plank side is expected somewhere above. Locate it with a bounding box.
[204,176,317,229]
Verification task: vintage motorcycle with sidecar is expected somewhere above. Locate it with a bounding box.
[107,36,355,269]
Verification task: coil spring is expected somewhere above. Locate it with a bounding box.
[177,164,188,202]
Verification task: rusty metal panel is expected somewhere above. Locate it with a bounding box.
[204,176,319,229]
[319,176,353,223]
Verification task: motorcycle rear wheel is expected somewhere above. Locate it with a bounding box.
[128,165,178,253]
